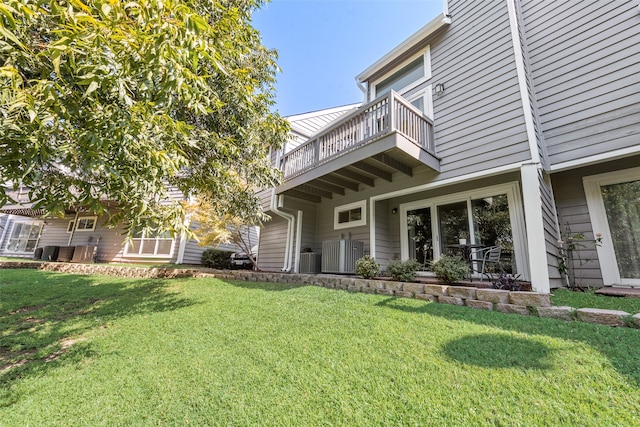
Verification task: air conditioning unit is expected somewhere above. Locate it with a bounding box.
[71,245,97,263]
[57,246,76,262]
[299,253,321,274]
[321,240,364,274]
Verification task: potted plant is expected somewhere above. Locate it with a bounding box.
[458,232,468,245]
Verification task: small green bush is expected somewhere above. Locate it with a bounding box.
[431,255,469,283]
[201,249,234,269]
[355,255,380,279]
[386,259,421,282]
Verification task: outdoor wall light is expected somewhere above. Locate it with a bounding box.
[391,208,398,214]
[434,83,445,95]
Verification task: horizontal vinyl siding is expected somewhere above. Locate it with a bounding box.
[552,170,604,288]
[523,0,640,165]
[538,172,562,287]
[431,0,531,180]
[257,215,288,272]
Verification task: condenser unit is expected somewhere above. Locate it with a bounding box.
[321,240,364,274]
[71,245,97,263]
[299,253,321,274]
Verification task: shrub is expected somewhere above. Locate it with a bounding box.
[355,255,380,279]
[431,255,469,283]
[386,259,421,282]
[201,249,234,269]
[492,273,522,291]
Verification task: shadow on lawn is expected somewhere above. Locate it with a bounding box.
[375,297,640,386]
[222,279,307,292]
[0,270,196,390]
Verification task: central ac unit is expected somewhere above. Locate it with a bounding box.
[321,240,364,274]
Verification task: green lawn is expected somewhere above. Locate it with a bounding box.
[1,270,639,426]
[551,288,640,314]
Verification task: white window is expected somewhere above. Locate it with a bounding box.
[124,226,174,257]
[584,167,640,287]
[6,222,42,253]
[74,216,97,232]
[371,47,432,100]
[334,200,367,230]
[66,220,75,233]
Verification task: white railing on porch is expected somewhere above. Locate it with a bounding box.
[281,91,435,179]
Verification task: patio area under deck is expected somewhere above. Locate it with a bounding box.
[276,91,440,203]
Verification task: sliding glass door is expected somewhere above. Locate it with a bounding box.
[400,184,522,276]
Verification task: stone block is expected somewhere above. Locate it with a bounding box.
[361,287,376,294]
[347,284,362,292]
[376,289,394,296]
[537,306,575,321]
[334,283,348,291]
[438,295,464,306]
[423,284,448,296]
[415,293,438,302]
[447,286,477,300]
[509,292,551,307]
[633,313,640,328]
[465,300,494,311]
[576,308,630,327]
[496,303,530,315]
[354,279,370,289]
[403,283,425,294]
[368,280,386,290]
[395,291,414,298]
[476,289,510,304]
[383,281,403,292]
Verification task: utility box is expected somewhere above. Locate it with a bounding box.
[321,240,364,274]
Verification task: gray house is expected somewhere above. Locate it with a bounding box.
[0,187,254,265]
[256,0,640,293]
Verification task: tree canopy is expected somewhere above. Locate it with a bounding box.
[0,0,288,236]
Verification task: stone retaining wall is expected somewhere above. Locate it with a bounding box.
[2,261,638,328]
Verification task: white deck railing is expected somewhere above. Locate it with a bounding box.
[281,91,435,179]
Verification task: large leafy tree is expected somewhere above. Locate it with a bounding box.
[0,0,288,236]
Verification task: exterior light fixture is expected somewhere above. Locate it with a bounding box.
[434,83,445,95]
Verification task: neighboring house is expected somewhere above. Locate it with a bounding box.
[0,187,255,265]
[257,0,640,293]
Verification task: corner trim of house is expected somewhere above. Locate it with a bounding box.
[506,0,540,165]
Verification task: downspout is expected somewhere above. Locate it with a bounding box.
[270,190,296,272]
[270,147,296,272]
[294,210,303,273]
[67,210,80,246]
[175,214,190,264]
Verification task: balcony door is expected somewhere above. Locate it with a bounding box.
[584,168,640,287]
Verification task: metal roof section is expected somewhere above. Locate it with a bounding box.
[356,12,451,83]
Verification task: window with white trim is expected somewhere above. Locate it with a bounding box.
[124,225,174,257]
[334,200,367,230]
[371,47,432,100]
[74,216,97,232]
[67,220,75,233]
[6,222,42,253]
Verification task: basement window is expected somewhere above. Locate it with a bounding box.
[334,200,367,230]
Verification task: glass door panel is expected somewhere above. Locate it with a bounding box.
[407,207,433,271]
[438,202,469,258]
[471,194,513,273]
[601,180,640,279]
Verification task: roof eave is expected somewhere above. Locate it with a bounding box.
[356,13,451,83]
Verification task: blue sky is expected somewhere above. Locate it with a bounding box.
[252,0,444,117]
